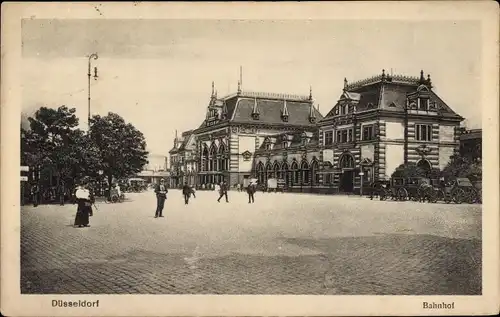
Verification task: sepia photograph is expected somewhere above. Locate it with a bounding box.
[2,2,499,316]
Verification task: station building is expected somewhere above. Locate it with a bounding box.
[171,70,465,193]
[252,70,464,193]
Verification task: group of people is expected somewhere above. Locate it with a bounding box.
[29,181,68,207]
[152,179,259,218]
[40,177,260,228]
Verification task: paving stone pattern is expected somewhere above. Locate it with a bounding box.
[21,190,481,294]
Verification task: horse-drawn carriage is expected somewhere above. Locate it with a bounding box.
[371,176,481,204]
[434,177,481,204]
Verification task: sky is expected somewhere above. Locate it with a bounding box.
[21,19,482,156]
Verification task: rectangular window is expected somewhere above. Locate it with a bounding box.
[336,131,341,143]
[362,125,374,140]
[348,129,353,142]
[341,130,348,143]
[419,98,429,110]
[415,124,432,141]
[324,131,334,145]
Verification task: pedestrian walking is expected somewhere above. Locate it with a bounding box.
[190,186,196,199]
[74,179,94,228]
[31,182,40,207]
[247,183,256,204]
[217,181,229,203]
[154,179,168,218]
[58,180,66,206]
[182,182,192,205]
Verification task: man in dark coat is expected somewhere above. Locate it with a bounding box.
[182,182,192,205]
[31,183,40,207]
[154,179,168,218]
[247,183,256,204]
[217,181,229,203]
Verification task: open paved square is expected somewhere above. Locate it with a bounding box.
[21,190,481,295]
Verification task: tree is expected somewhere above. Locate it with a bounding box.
[442,153,482,181]
[89,112,149,195]
[21,106,100,188]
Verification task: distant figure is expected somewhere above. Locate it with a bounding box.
[74,181,94,228]
[190,186,196,199]
[154,179,168,218]
[31,183,40,207]
[182,182,192,205]
[58,180,66,206]
[247,183,256,204]
[217,181,229,203]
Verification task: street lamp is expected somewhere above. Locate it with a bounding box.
[88,53,99,131]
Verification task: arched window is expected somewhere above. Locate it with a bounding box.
[256,162,265,185]
[301,161,310,184]
[218,143,226,171]
[209,144,217,171]
[282,162,289,185]
[291,161,299,185]
[338,153,355,169]
[265,162,273,181]
[311,160,319,185]
[417,159,431,175]
[202,145,209,171]
[273,161,281,179]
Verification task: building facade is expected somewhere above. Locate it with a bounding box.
[168,130,197,187]
[252,70,464,193]
[170,82,322,188]
[315,70,463,193]
[171,70,464,193]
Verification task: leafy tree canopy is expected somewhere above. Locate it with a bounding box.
[89,112,149,190]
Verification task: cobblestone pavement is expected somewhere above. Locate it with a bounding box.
[21,190,482,295]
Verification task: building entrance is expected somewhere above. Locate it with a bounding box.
[340,170,354,192]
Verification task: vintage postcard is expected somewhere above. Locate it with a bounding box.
[1,1,499,316]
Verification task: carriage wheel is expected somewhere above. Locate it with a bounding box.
[428,189,438,203]
[464,188,476,204]
[434,189,444,203]
[453,188,465,204]
[397,188,408,201]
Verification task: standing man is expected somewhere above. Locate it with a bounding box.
[154,179,168,218]
[247,183,256,204]
[182,182,191,205]
[58,180,66,206]
[31,182,40,207]
[217,181,229,203]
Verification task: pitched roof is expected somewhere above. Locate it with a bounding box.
[322,73,462,120]
[197,91,323,129]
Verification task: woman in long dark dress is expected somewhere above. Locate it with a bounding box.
[74,183,94,228]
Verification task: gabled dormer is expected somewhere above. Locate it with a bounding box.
[407,71,434,111]
[263,137,272,150]
[281,99,289,122]
[251,97,260,120]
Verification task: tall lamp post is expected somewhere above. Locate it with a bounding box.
[88,53,99,131]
